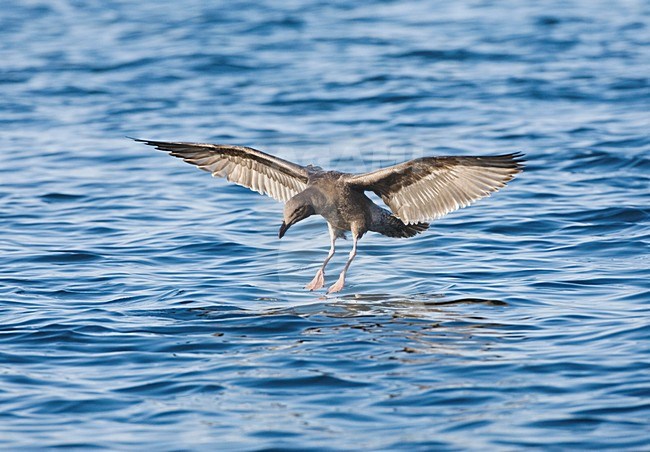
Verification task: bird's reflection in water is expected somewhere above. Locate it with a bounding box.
[255,293,511,360]
[268,292,507,319]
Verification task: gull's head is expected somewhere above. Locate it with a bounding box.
[279,195,315,239]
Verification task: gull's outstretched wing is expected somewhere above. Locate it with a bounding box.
[135,138,310,202]
[347,153,525,224]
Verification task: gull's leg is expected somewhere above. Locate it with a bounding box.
[305,224,338,291]
[327,233,358,294]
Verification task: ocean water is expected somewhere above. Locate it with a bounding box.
[1,0,649,449]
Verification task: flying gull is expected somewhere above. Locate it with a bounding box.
[135,138,524,293]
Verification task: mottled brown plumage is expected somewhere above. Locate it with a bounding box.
[135,138,524,293]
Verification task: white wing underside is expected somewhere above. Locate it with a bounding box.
[348,153,525,224]
[201,154,307,202]
[135,139,310,203]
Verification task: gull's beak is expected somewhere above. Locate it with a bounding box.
[278,205,313,239]
[278,221,289,239]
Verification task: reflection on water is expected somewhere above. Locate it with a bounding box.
[268,293,508,317]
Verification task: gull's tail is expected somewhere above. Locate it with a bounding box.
[370,208,429,238]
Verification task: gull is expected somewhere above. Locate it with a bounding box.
[135,138,524,293]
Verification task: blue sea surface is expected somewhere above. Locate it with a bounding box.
[1,0,649,450]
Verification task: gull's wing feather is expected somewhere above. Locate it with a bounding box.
[134,138,310,202]
[347,153,525,224]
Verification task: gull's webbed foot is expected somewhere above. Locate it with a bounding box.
[305,269,325,291]
[326,273,346,294]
